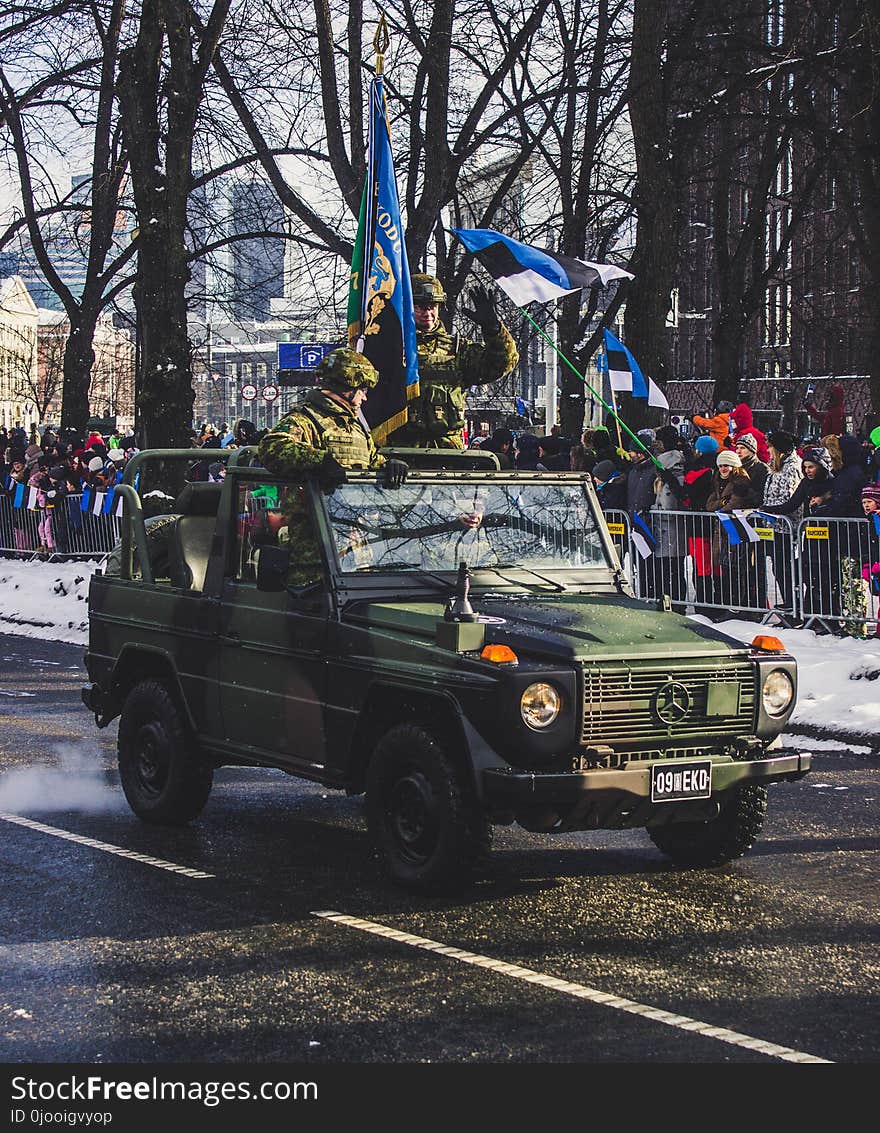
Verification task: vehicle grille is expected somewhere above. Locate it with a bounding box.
[580,659,755,753]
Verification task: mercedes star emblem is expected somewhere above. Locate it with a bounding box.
[653,681,691,724]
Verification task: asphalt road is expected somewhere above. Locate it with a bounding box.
[1,632,878,1068]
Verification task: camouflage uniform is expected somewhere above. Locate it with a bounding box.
[388,276,519,450]
[257,349,386,586]
[258,388,385,476]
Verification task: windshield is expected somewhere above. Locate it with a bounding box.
[326,480,611,573]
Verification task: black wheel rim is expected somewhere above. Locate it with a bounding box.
[388,770,438,865]
[133,721,170,799]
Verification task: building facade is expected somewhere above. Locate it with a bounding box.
[667,0,874,436]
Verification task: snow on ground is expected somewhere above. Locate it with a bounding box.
[0,559,877,742]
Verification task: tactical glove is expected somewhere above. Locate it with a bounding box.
[317,452,347,491]
[461,283,501,335]
[381,459,408,489]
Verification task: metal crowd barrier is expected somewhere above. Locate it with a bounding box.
[796,515,880,635]
[606,504,877,634]
[0,491,121,561]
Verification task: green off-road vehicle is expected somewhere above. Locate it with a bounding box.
[82,447,810,892]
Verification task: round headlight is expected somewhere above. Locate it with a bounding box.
[520,682,562,730]
[761,669,794,717]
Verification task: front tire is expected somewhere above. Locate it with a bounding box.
[366,722,490,893]
[648,783,768,867]
[117,679,213,824]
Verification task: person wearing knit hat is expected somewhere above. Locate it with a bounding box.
[635,428,656,450]
[766,429,796,455]
[862,483,880,512]
[694,434,719,456]
[87,455,104,474]
[715,449,742,469]
[734,432,757,456]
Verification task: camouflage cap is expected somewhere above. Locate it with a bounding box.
[316,348,379,391]
[411,274,446,304]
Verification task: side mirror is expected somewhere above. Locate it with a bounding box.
[256,545,290,592]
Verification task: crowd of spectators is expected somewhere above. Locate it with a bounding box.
[470,399,880,635]
[0,416,264,555]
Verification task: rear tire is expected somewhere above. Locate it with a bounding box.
[366,722,490,893]
[117,679,213,824]
[648,783,768,867]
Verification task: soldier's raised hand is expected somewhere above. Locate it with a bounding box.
[461,283,500,335]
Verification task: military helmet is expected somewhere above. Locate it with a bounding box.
[411,273,446,304]
[316,348,379,391]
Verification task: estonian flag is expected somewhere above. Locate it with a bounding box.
[631,512,656,559]
[717,510,761,546]
[603,329,669,410]
[12,482,25,509]
[347,74,420,446]
[451,228,633,306]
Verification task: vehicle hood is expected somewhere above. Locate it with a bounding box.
[350,593,752,661]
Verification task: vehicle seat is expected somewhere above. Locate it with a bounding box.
[168,482,222,590]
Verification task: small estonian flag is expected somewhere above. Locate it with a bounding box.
[13,482,25,509]
[717,510,761,546]
[80,488,92,512]
[451,227,633,306]
[631,512,656,559]
[103,488,116,515]
[603,329,669,410]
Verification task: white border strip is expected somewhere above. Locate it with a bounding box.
[0,813,214,878]
[313,910,831,1064]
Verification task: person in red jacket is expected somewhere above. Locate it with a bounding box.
[806,383,845,436]
[729,403,770,463]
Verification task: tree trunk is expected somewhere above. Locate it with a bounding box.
[624,0,681,427]
[59,313,97,436]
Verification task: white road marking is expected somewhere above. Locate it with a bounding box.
[0,813,214,878]
[313,910,832,1065]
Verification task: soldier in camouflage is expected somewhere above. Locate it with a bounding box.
[258,348,407,488]
[257,348,406,586]
[387,275,519,450]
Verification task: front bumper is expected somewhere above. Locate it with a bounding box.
[483,751,811,833]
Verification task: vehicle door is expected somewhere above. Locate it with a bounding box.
[217,476,329,770]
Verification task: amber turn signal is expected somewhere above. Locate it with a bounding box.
[481,644,518,664]
[751,634,785,652]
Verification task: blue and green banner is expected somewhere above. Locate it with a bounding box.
[346,75,419,444]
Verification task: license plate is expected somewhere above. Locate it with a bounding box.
[651,761,712,803]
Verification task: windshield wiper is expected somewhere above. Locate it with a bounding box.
[356,563,456,594]
[490,565,568,592]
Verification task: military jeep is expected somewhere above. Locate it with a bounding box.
[82,447,810,892]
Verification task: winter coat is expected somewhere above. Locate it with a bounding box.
[651,449,686,557]
[705,470,753,513]
[691,411,731,447]
[820,434,869,518]
[806,384,845,436]
[739,454,769,507]
[625,457,658,518]
[762,450,803,525]
[729,404,770,463]
[765,466,832,519]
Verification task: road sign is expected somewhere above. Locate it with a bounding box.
[241,383,257,401]
[277,342,336,370]
[262,384,279,402]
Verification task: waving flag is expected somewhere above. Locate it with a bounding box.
[631,512,657,559]
[452,228,632,306]
[603,329,669,410]
[717,510,761,546]
[347,74,419,445]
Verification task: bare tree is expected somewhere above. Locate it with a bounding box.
[0,0,136,436]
